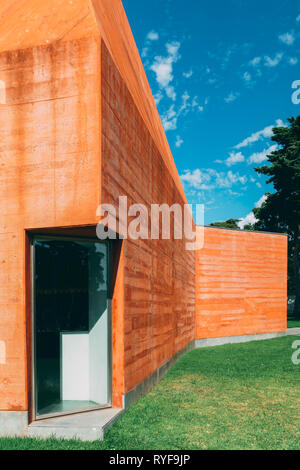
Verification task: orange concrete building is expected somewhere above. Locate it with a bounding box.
[0,0,287,440]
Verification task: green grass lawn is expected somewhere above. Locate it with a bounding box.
[287,319,300,328]
[1,336,300,450]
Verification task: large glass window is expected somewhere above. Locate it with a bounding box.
[33,238,111,418]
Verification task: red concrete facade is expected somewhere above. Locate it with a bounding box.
[195,227,287,340]
[101,42,195,406]
[0,34,101,411]
[0,0,287,416]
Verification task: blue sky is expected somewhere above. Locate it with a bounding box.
[122,0,300,226]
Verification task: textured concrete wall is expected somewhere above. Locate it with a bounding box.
[0,1,99,52]
[101,43,195,406]
[91,0,186,202]
[195,227,287,339]
[0,36,101,411]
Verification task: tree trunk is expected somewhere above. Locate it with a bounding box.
[293,230,300,320]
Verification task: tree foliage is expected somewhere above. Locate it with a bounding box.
[210,219,241,230]
[253,116,300,318]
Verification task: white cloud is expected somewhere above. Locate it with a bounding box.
[178,91,190,114]
[255,194,268,208]
[180,168,247,191]
[142,47,149,58]
[180,169,213,190]
[224,92,240,103]
[161,104,178,131]
[226,171,247,186]
[165,85,176,101]
[166,42,180,56]
[192,96,198,107]
[151,60,173,88]
[225,152,245,166]
[235,119,286,149]
[264,53,283,67]
[279,31,295,46]
[179,92,201,113]
[183,70,193,78]
[228,189,242,197]
[154,91,163,105]
[238,195,268,229]
[150,41,181,89]
[217,152,245,166]
[243,71,252,82]
[248,144,278,164]
[142,30,160,58]
[249,56,261,67]
[198,106,204,112]
[161,91,200,132]
[297,14,300,22]
[208,77,217,84]
[175,135,183,148]
[288,57,298,65]
[238,212,258,229]
[162,118,177,132]
[147,30,159,41]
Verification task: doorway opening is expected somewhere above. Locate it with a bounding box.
[31,236,112,420]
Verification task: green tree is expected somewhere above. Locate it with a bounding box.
[253,116,300,319]
[243,224,255,231]
[210,218,241,230]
